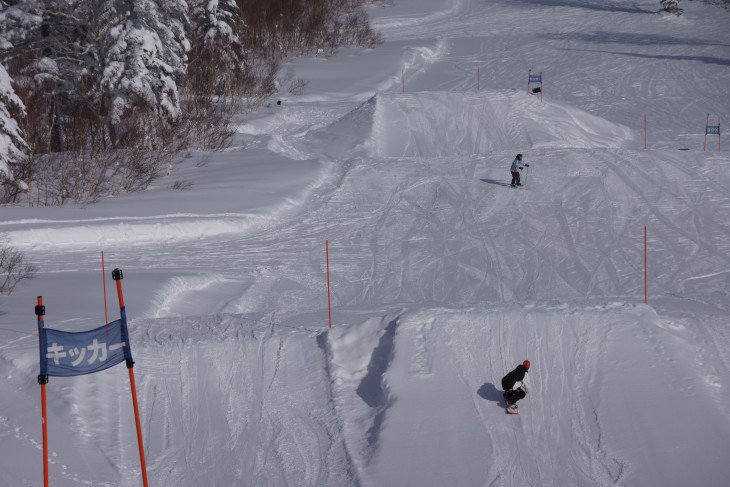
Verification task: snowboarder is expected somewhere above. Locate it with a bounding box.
[501,360,531,412]
[510,154,524,187]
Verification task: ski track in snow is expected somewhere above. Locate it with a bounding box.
[8,96,730,486]
[3,0,730,485]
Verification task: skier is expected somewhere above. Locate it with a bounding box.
[501,360,531,412]
[510,154,524,187]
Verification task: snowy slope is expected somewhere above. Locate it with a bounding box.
[371,91,634,157]
[2,0,730,486]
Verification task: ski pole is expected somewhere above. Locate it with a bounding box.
[523,164,530,184]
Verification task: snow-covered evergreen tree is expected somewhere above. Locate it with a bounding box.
[0,63,27,182]
[100,0,190,141]
[660,0,683,15]
[0,2,28,183]
[188,0,248,96]
[192,0,239,46]
[0,0,40,43]
[27,0,98,153]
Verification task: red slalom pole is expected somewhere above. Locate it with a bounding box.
[127,368,147,487]
[644,226,648,304]
[40,382,49,487]
[326,241,332,329]
[35,296,49,487]
[101,251,109,324]
[704,113,709,151]
[112,270,149,487]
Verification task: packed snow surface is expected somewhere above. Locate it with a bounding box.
[1,0,730,486]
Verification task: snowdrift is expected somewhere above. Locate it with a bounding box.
[369,90,635,158]
[3,0,730,485]
[11,304,723,486]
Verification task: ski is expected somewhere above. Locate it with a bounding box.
[479,179,527,190]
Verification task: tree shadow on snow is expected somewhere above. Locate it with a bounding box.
[477,382,504,405]
[543,32,730,49]
[557,47,730,68]
[508,0,654,14]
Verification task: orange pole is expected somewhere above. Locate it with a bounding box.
[36,296,49,487]
[40,383,48,486]
[644,226,648,304]
[102,251,109,324]
[113,270,148,487]
[114,273,125,310]
[127,367,148,487]
[326,241,332,329]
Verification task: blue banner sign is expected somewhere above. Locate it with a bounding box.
[40,319,132,377]
[529,74,542,83]
[706,125,720,135]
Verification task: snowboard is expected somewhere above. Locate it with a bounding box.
[506,403,519,415]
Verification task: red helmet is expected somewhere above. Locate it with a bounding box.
[523,359,531,369]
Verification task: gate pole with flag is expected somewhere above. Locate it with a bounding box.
[527,70,543,102]
[703,114,721,152]
[112,269,149,487]
[35,296,49,487]
[644,225,649,304]
[326,241,332,329]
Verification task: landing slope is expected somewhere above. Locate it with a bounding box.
[371,90,634,157]
[1,0,730,486]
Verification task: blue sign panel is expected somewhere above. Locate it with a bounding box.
[706,125,720,135]
[40,319,132,377]
[529,74,542,83]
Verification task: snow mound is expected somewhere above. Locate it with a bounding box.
[5,213,276,249]
[326,313,400,471]
[360,304,728,487]
[120,304,725,487]
[128,314,355,487]
[300,95,378,159]
[370,90,635,157]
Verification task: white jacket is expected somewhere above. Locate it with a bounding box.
[512,371,531,394]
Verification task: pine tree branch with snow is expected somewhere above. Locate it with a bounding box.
[0,65,27,182]
[660,0,684,15]
[100,0,189,141]
[0,1,28,197]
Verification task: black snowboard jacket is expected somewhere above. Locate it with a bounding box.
[501,364,529,391]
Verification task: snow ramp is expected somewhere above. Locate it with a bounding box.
[328,305,730,487]
[132,315,357,487]
[370,90,635,157]
[5,305,728,486]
